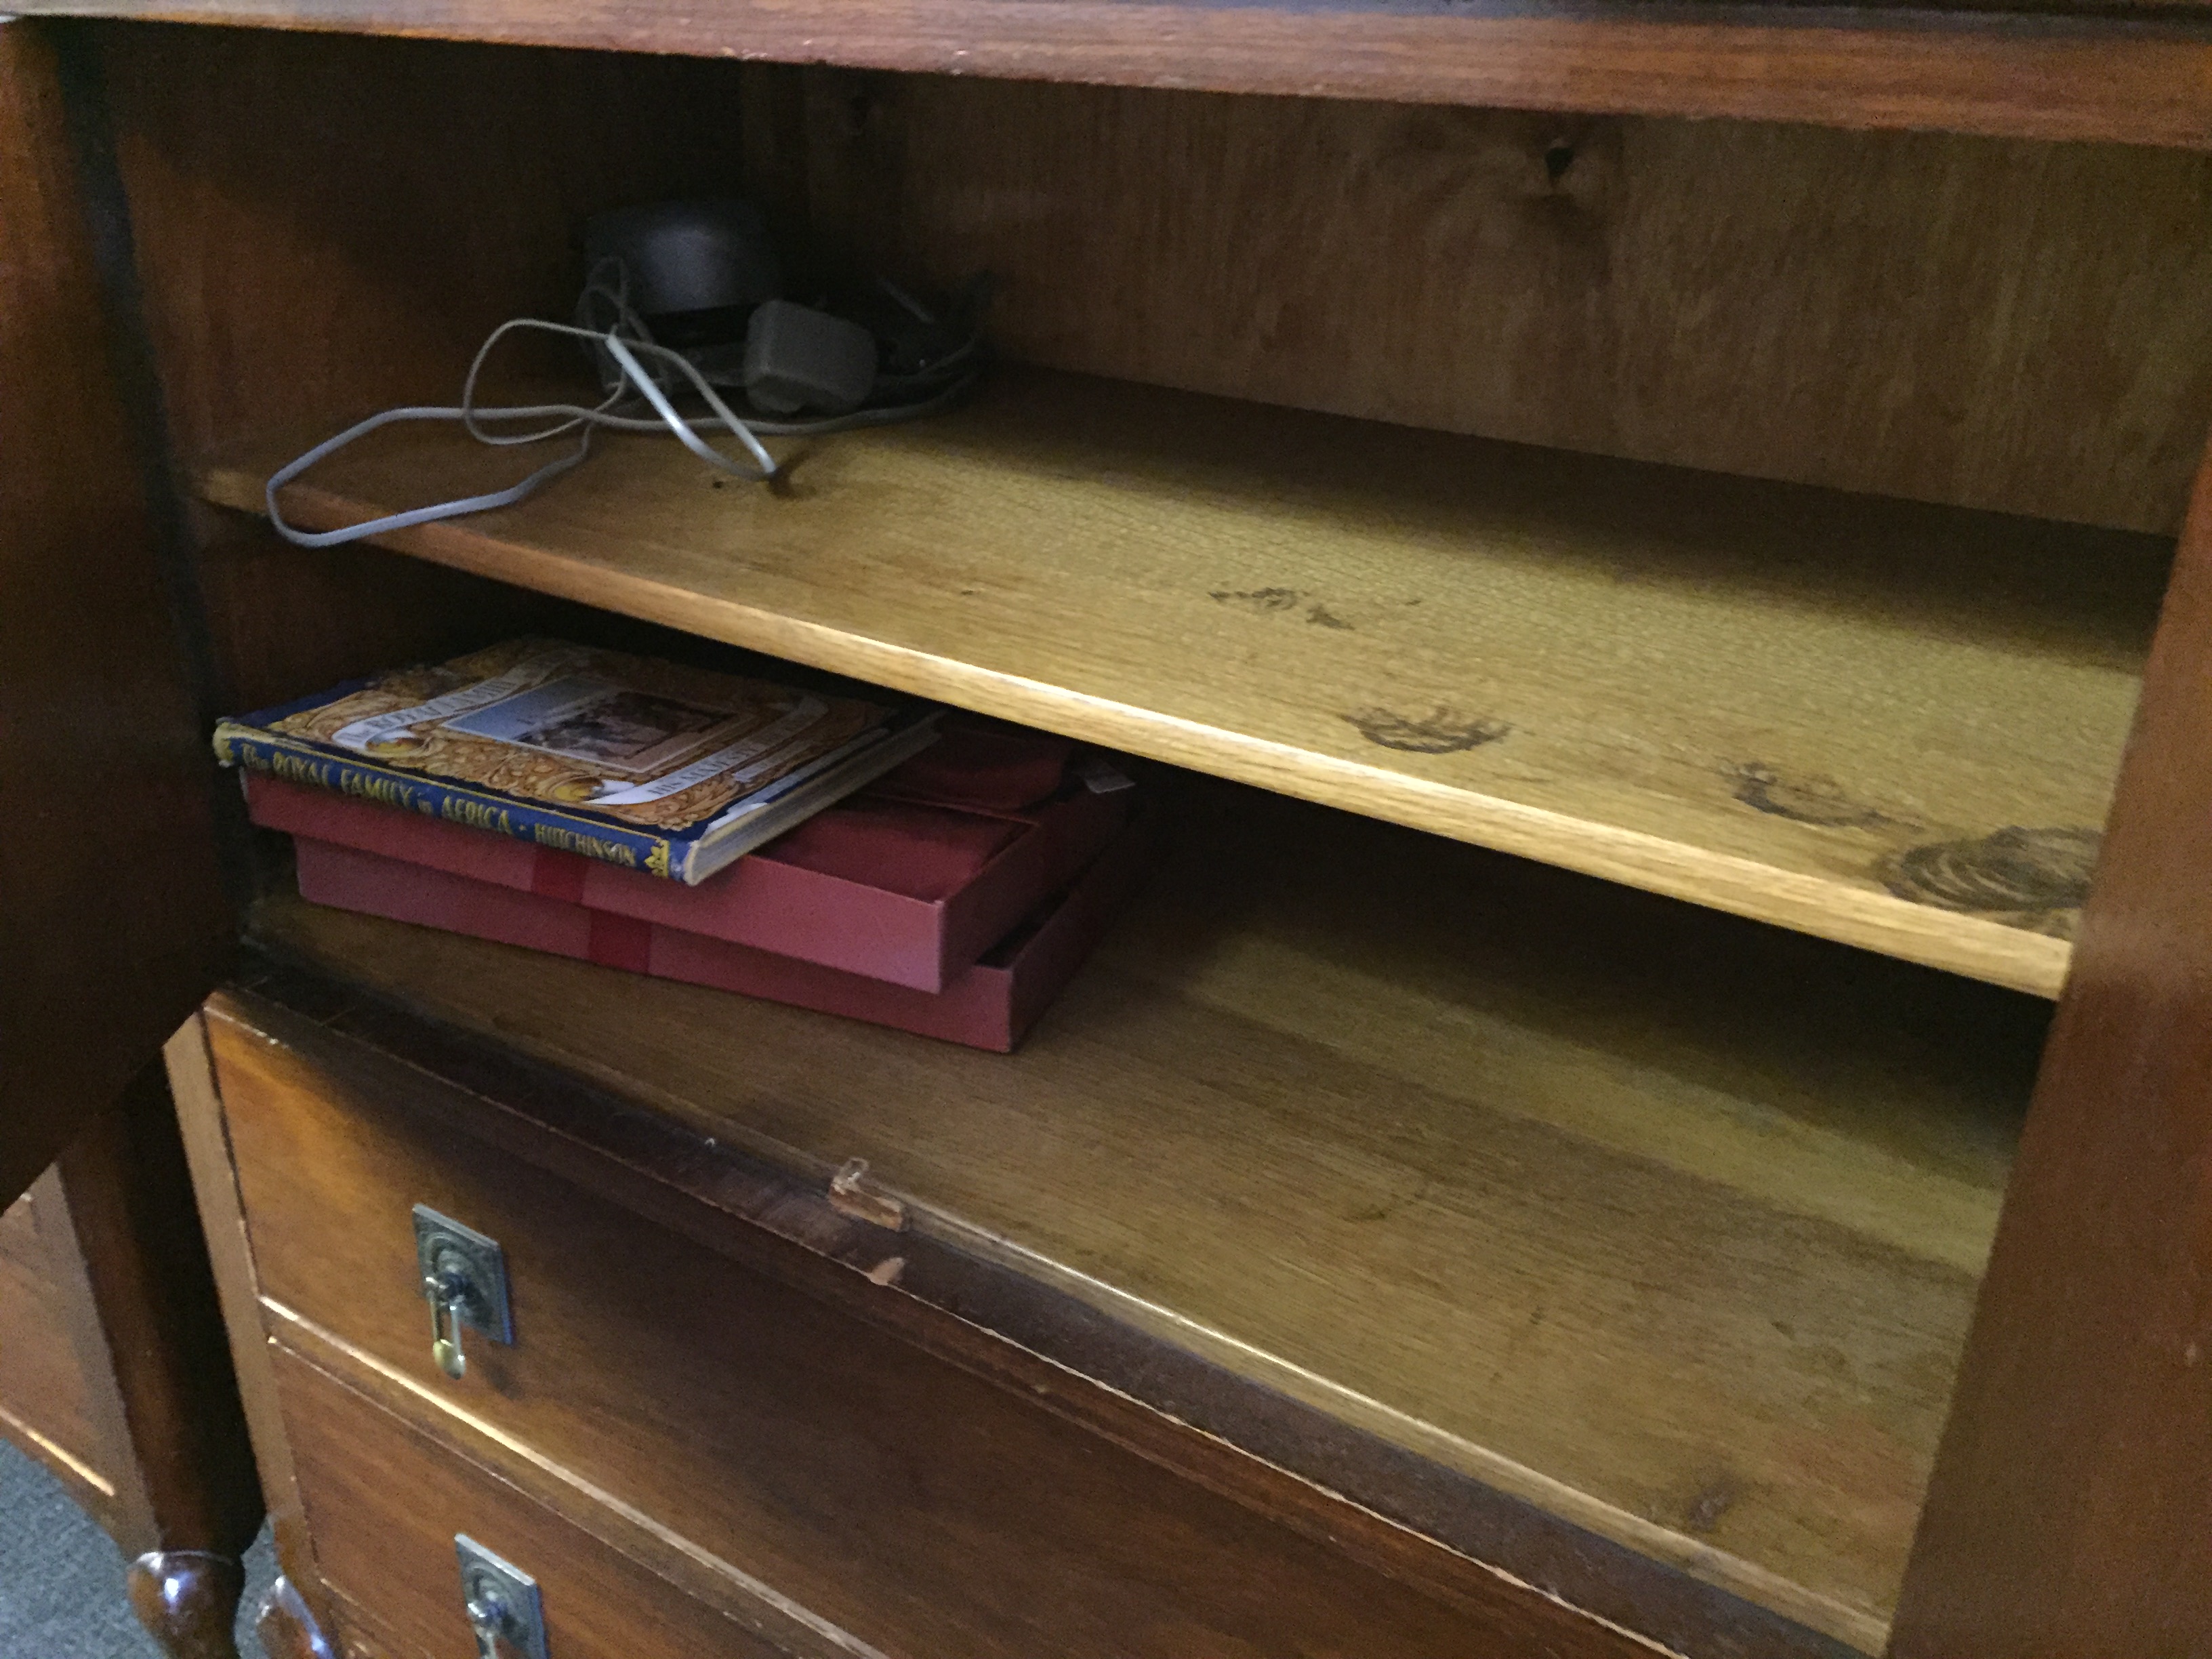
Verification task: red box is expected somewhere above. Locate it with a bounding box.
[245,768,1128,992]
[289,811,1151,1052]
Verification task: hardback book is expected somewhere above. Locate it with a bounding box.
[289,807,1153,1052]
[244,725,1132,991]
[213,638,941,884]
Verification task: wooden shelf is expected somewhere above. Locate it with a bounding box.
[30,0,2212,148]
[245,779,2051,1650]
[203,368,2169,998]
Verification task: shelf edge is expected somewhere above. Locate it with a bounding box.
[202,464,2073,999]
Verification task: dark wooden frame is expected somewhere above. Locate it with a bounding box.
[21,0,2212,148]
[1886,443,2212,1656]
[0,19,230,1208]
[1,0,2207,1652]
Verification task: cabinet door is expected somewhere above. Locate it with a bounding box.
[0,21,230,1206]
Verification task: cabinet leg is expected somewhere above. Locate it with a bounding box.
[127,1550,246,1659]
[252,1576,337,1659]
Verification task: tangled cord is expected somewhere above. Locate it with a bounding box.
[267,262,983,548]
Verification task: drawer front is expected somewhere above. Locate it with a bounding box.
[211,1004,1509,1659]
[273,1345,787,1659]
[0,1230,103,1483]
[0,1180,110,1510]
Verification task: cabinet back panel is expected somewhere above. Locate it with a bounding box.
[100,24,2212,536]
[190,518,572,715]
[98,25,750,462]
[789,70,2212,535]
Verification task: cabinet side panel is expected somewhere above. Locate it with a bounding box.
[0,20,230,1206]
[1889,449,2212,1650]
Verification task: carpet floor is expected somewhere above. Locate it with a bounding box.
[0,1439,276,1658]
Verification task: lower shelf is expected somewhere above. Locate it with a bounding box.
[205,365,2172,999]
[246,774,2047,1652]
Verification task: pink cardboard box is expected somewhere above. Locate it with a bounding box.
[246,766,1129,993]
[289,810,1151,1052]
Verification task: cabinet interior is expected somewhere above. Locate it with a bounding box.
[243,770,2048,1650]
[94,18,2209,1652]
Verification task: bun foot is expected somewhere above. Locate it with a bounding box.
[252,1575,337,1659]
[127,1550,246,1659]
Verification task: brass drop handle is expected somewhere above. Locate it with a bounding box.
[425,1264,474,1380]
[413,1206,514,1383]
[465,1579,516,1659]
[456,1536,548,1659]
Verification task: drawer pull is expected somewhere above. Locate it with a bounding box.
[429,1274,471,1379]
[413,1206,515,1380]
[456,1534,550,1659]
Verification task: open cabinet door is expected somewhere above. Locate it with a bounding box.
[0,20,230,1207]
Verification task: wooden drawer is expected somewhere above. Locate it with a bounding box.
[209,999,1529,1659]
[0,1185,104,1494]
[273,1344,787,1659]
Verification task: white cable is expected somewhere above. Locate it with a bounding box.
[602,331,778,478]
[264,408,597,549]
[265,261,981,548]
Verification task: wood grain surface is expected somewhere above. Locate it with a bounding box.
[106,28,2212,536]
[97,28,748,466]
[216,1014,1646,1659]
[26,0,2212,149]
[271,1350,798,1659]
[786,70,2212,537]
[28,1176,148,1547]
[249,1577,337,1659]
[1885,417,2212,1654]
[163,1019,337,1635]
[241,776,2053,1647]
[191,525,571,719]
[205,367,2167,997]
[0,20,230,1208]
[0,1180,115,1519]
[47,1062,262,1561]
[125,1552,246,1659]
[210,960,1853,1659]
[0,1192,43,1279]
[0,1083,264,1578]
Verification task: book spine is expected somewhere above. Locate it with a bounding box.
[214,722,682,880]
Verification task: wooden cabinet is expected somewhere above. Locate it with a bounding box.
[5,3,2212,1656]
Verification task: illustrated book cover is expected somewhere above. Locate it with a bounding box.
[213,638,941,883]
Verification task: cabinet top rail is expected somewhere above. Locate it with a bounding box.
[22,0,2212,150]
